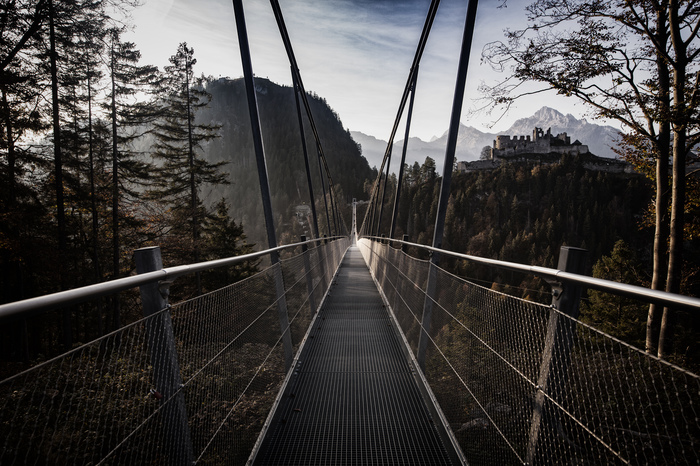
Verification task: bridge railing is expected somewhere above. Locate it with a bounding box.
[0,236,350,465]
[358,237,700,466]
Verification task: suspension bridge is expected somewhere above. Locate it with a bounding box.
[2,0,700,464]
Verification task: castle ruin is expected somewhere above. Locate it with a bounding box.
[490,127,589,160]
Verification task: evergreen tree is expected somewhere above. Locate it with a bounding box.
[0,0,50,305]
[201,199,258,291]
[583,240,648,348]
[42,0,109,346]
[103,27,159,328]
[151,43,228,280]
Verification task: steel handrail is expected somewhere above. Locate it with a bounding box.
[0,236,347,321]
[361,236,700,312]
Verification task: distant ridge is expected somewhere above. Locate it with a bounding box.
[352,107,621,172]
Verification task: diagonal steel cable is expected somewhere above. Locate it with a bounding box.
[359,0,441,235]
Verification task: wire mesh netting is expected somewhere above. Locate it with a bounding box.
[0,238,349,465]
[358,238,700,466]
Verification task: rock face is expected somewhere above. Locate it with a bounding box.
[352,107,621,172]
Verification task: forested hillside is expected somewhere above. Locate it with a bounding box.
[382,155,652,266]
[373,154,700,365]
[198,77,375,245]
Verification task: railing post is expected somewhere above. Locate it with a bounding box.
[301,235,317,315]
[526,246,588,464]
[135,246,194,466]
[401,234,409,253]
[271,252,294,371]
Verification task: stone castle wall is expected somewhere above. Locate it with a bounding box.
[491,127,588,159]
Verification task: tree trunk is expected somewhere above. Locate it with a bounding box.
[184,55,201,293]
[2,87,16,204]
[110,46,121,330]
[49,0,71,348]
[87,61,103,337]
[659,0,688,358]
[646,4,671,354]
[646,143,670,353]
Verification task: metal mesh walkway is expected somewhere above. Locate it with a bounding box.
[252,246,459,465]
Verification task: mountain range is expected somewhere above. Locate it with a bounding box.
[352,107,622,172]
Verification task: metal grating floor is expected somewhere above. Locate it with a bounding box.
[252,246,458,465]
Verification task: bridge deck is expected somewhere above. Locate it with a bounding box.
[253,246,458,465]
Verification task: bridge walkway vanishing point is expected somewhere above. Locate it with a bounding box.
[251,246,462,465]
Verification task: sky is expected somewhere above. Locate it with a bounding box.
[124,0,595,142]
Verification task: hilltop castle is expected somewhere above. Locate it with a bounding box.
[455,126,631,174]
[490,127,589,160]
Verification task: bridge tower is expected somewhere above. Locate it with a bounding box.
[352,198,357,244]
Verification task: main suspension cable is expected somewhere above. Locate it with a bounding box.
[359,0,441,236]
[270,0,346,236]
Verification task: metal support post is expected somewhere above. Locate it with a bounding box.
[401,234,409,253]
[417,253,439,370]
[526,246,588,464]
[417,0,479,370]
[135,247,194,466]
[232,0,293,371]
[301,236,317,315]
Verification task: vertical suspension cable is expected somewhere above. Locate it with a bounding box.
[390,66,419,239]
[371,180,381,236]
[231,0,294,370]
[329,183,339,236]
[291,67,321,239]
[269,0,345,236]
[317,149,332,236]
[417,0,479,369]
[330,185,342,235]
[358,0,440,236]
[375,146,393,236]
[370,170,381,235]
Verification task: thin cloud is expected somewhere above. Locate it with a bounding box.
[126,0,590,141]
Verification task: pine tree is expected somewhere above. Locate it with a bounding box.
[201,199,258,291]
[102,27,159,328]
[151,43,228,283]
[43,0,109,347]
[584,240,648,348]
